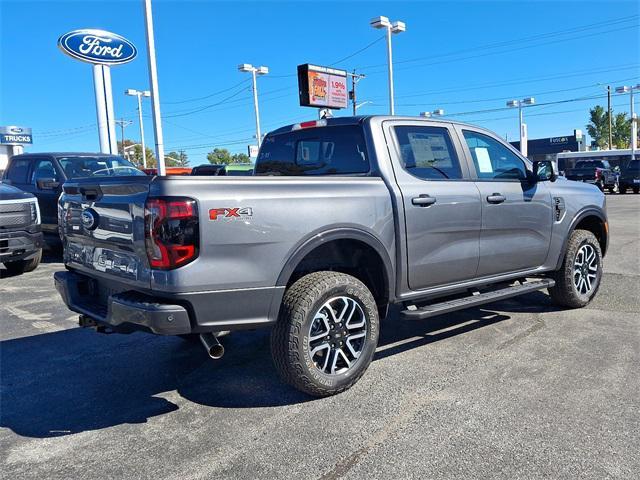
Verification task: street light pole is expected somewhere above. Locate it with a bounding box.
[371,16,405,115]
[239,64,268,148]
[507,97,535,157]
[126,89,151,168]
[143,0,166,175]
[615,84,640,160]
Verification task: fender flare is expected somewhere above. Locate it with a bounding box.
[556,208,608,269]
[276,227,395,303]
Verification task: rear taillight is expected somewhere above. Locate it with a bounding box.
[145,197,199,270]
[595,169,602,180]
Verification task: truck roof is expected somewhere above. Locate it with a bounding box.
[10,152,122,159]
[267,115,481,136]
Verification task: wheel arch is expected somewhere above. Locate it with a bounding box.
[556,208,608,269]
[276,228,395,309]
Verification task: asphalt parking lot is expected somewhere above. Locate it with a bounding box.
[1,194,638,480]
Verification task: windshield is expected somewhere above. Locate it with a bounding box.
[626,160,640,171]
[57,156,144,179]
[574,160,607,169]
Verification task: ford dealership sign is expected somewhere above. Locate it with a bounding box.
[58,29,137,65]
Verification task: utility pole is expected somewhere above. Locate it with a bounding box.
[348,70,366,116]
[125,89,151,168]
[115,118,133,154]
[607,85,613,150]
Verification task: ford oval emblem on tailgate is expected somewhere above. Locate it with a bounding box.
[81,209,99,230]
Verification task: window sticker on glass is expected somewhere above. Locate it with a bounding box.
[475,147,493,173]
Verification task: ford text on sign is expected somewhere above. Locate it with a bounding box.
[0,126,33,145]
[58,29,137,65]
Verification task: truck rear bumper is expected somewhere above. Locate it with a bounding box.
[54,270,284,335]
[0,230,43,263]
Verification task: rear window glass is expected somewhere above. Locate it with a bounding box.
[7,158,31,184]
[255,125,369,176]
[626,160,640,170]
[575,160,608,169]
[58,156,144,179]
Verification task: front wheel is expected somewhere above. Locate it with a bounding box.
[549,230,603,308]
[271,271,379,397]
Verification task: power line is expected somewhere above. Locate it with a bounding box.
[329,35,385,67]
[359,22,639,75]
[357,14,639,71]
[162,78,251,105]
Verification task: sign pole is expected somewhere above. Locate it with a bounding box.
[92,65,111,153]
[143,0,166,176]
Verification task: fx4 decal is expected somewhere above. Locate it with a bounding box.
[209,207,253,221]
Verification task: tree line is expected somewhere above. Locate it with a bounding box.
[587,105,632,149]
[117,140,250,168]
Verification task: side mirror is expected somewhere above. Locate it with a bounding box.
[532,160,558,183]
[36,178,60,190]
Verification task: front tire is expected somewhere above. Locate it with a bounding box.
[549,230,602,308]
[271,271,379,397]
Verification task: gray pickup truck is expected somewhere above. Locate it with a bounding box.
[55,116,608,396]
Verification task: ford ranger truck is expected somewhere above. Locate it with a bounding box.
[55,116,608,397]
[1,182,43,274]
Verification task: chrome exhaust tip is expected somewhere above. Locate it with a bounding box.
[199,333,225,360]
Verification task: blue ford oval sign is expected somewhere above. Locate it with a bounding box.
[58,29,137,65]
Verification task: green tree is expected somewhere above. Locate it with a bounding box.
[611,112,631,149]
[231,152,250,163]
[117,140,156,168]
[207,148,233,164]
[586,105,631,149]
[166,150,189,167]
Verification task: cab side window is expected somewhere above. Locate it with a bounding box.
[463,130,527,180]
[31,159,58,185]
[394,126,463,180]
[6,158,31,185]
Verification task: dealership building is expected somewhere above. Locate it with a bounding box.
[0,126,32,172]
[510,130,586,162]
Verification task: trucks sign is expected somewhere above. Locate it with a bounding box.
[0,126,33,145]
[298,64,348,110]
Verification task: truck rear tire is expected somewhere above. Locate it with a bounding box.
[549,230,602,308]
[3,249,42,275]
[270,271,379,397]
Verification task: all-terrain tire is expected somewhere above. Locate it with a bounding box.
[270,271,379,397]
[549,230,602,308]
[4,249,42,275]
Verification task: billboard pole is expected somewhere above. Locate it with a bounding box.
[143,0,166,175]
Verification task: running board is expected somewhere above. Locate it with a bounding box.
[400,279,555,320]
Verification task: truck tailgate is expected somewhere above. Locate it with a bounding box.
[59,176,153,289]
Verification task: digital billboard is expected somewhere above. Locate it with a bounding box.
[298,64,348,110]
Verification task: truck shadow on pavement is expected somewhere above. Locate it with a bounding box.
[0,291,561,438]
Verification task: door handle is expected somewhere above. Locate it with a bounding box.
[486,193,506,204]
[412,194,437,207]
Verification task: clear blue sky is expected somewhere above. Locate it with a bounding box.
[1,0,638,164]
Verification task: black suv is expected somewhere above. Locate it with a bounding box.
[2,153,143,244]
[618,159,640,194]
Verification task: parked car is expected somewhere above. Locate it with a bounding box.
[0,182,43,274]
[54,116,607,396]
[191,164,226,176]
[2,153,144,245]
[564,159,615,191]
[618,159,640,194]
